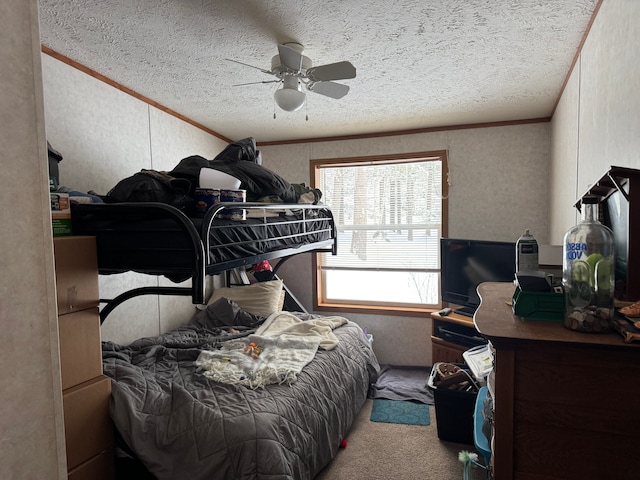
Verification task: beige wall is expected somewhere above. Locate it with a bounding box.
[550,0,640,243]
[0,0,66,478]
[42,55,228,344]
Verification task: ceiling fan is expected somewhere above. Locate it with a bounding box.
[226,43,356,112]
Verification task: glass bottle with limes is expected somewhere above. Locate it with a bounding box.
[562,195,615,332]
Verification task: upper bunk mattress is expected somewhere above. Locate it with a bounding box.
[198,204,334,271]
[70,202,335,281]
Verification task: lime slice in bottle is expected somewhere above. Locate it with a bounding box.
[586,253,603,272]
[571,260,592,285]
[595,258,611,293]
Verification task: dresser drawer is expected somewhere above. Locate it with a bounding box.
[68,448,115,480]
[59,308,102,389]
[63,375,113,470]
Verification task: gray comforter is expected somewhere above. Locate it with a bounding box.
[102,303,379,480]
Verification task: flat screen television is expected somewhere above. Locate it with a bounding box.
[440,238,516,316]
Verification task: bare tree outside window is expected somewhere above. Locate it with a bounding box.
[312,151,448,313]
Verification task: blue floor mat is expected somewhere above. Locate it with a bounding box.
[370,399,431,426]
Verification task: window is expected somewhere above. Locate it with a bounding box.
[311,151,448,314]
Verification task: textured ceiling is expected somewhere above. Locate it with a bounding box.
[37,0,599,143]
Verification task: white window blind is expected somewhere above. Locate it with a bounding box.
[315,154,445,309]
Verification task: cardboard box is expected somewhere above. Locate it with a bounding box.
[63,375,113,470]
[68,448,115,480]
[51,192,72,236]
[53,236,99,315]
[59,308,102,389]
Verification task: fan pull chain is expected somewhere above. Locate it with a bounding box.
[305,98,309,121]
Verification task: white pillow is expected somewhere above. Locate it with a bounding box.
[207,279,283,317]
[199,168,241,189]
[278,288,285,311]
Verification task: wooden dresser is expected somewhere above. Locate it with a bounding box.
[53,236,115,480]
[475,282,640,480]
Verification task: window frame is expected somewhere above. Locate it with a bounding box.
[310,150,449,316]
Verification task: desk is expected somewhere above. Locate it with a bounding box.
[474,282,640,480]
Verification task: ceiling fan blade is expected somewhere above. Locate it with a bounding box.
[306,61,356,81]
[277,43,303,72]
[307,81,350,99]
[225,58,273,75]
[233,80,281,87]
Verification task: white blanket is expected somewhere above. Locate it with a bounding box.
[255,311,347,350]
[195,312,348,389]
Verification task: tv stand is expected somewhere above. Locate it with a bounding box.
[430,309,486,364]
[454,306,477,318]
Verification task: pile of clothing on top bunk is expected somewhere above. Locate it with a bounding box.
[51,137,323,215]
[109,137,321,212]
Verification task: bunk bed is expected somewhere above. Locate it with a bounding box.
[69,140,378,478]
[71,197,378,480]
[71,200,337,322]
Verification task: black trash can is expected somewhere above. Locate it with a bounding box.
[427,363,478,445]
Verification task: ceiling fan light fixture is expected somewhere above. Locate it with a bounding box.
[274,76,306,112]
[228,43,355,112]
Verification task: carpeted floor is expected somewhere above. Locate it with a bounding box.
[316,399,488,480]
[317,365,487,480]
